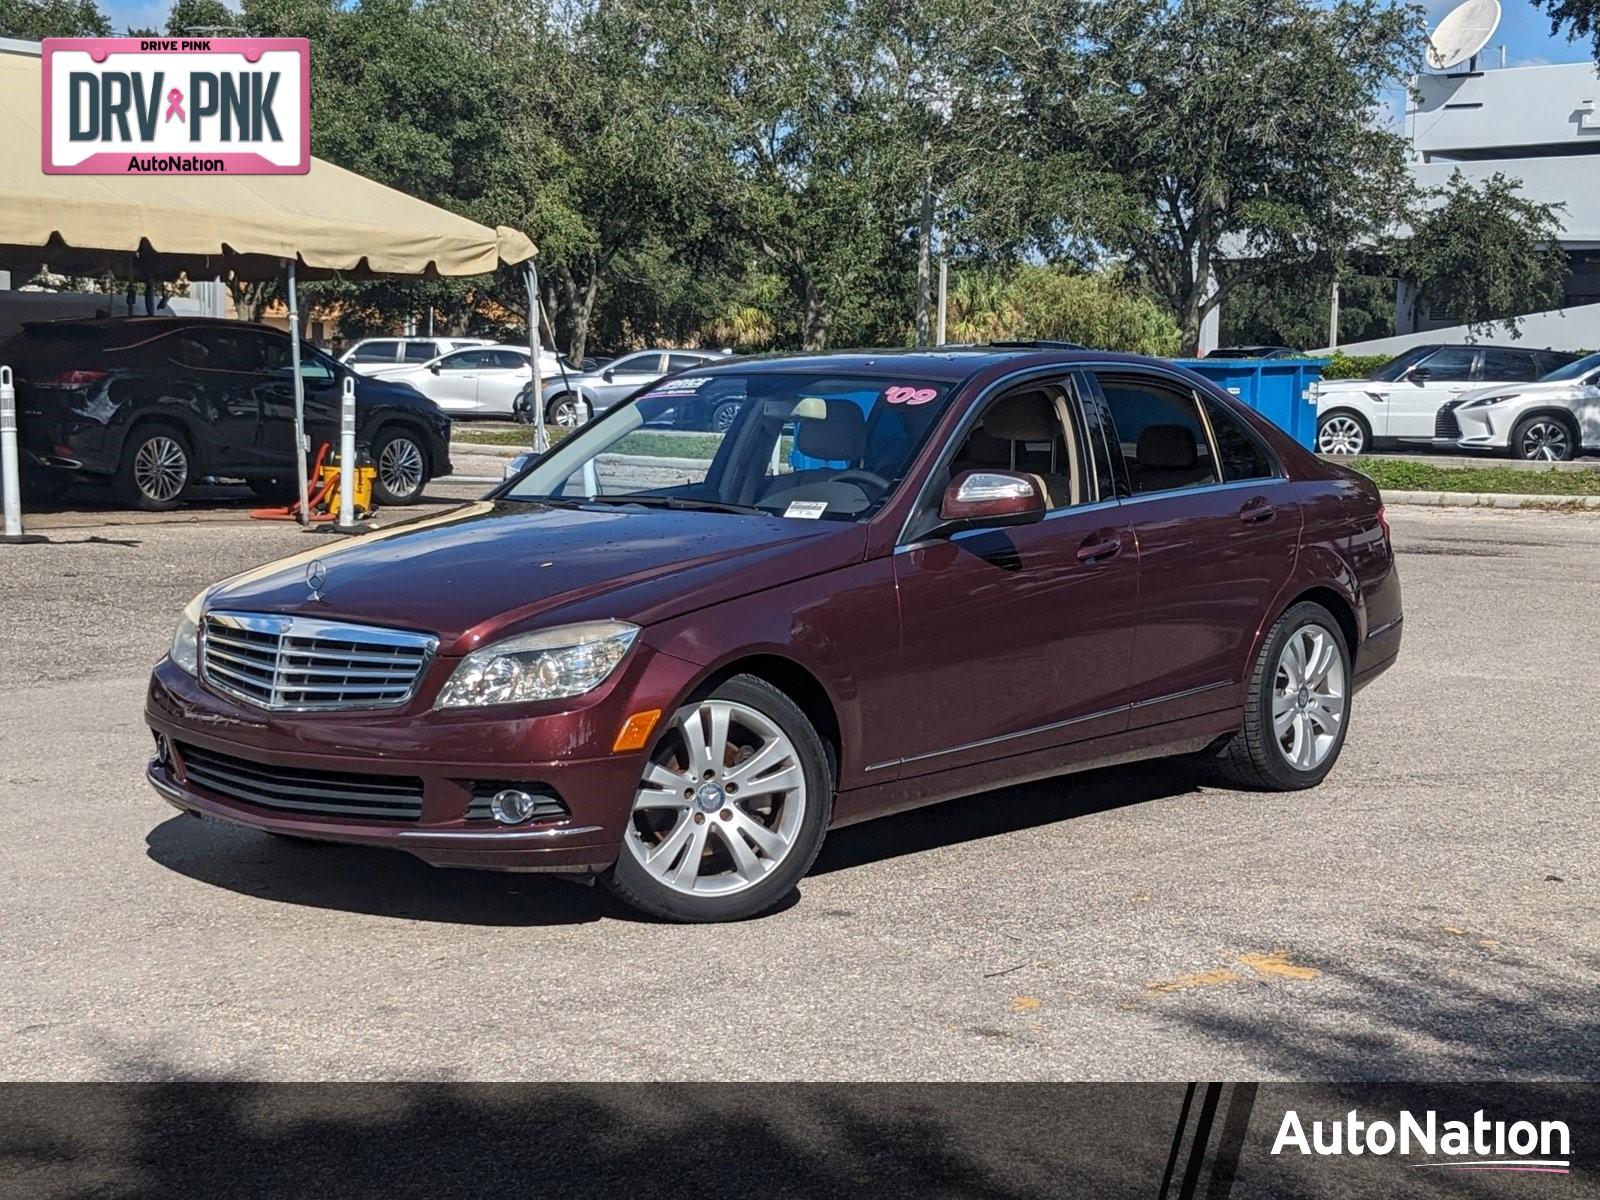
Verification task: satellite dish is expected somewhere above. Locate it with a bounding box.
[1427,0,1501,70]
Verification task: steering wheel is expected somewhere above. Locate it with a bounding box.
[832,469,891,493]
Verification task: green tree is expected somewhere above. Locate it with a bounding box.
[945,265,1183,355]
[0,0,109,37]
[1399,171,1568,337]
[1029,0,1422,353]
[1220,267,1395,349]
[1532,0,1600,58]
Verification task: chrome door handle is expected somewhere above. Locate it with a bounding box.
[1239,497,1276,523]
[1076,534,1123,564]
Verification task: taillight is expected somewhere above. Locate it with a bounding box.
[39,369,108,386]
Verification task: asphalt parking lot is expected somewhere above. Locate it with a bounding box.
[1,492,1596,1081]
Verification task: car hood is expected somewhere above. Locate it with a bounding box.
[203,500,865,654]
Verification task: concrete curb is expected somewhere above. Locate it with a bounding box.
[1385,489,1600,511]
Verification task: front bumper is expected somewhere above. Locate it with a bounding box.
[143,646,701,872]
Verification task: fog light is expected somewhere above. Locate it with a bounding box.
[490,788,540,825]
[153,733,172,768]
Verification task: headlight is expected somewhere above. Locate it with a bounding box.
[170,587,211,675]
[1463,393,1516,409]
[435,620,639,708]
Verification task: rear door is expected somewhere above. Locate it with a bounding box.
[1086,368,1301,726]
[474,349,533,417]
[157,328,267,470]
[1382,346,1478,439]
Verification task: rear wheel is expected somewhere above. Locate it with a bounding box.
[1316,410,1369,456]
[1216,601,1352,791]
[116,423,191,510]
[546,393,592,429]
[1511,414,1576,462]
[603,675,832,922]
[370,427,430,505]
[709,399,740,433]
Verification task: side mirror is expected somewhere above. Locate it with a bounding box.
[1406,366,1431,383]
[429,363,441,375]
[938,470,1047,528]
[602,368,615,382]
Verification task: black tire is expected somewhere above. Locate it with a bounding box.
[115,422,192,510]
[546,393,592,430]
[247,477,299,505]
[1510,413,1577,462]
[1215,601,1353,791]
[602,674,833,923]
[370,426,430,506]
[1315,409,1370,456]
[709,399,740,433]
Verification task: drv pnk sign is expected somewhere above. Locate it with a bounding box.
[42,38,310,175]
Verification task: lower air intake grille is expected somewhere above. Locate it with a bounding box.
[178,742,425,821]
[1435,402,1463,440]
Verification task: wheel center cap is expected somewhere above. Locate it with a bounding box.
[1297,686,1311,709]
[695,783,726,812]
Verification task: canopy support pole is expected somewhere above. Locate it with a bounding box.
[525,262,547,455]
[285,260,311,527]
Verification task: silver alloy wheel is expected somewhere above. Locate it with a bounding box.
[1317,415,1365,455]
[623,698,807,897]
[378,436,426,498]
[1518,419,1569,461]
[133,435,188,503]
[1273,623,1346,771]
[550,396,589,428]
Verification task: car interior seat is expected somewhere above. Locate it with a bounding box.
[976,389,1072,507]
[1133,423,1210,491]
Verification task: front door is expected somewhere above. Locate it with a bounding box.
[1088,369,1301,725]
[427,349,490,413]
[893,377,1140,776]
[1382,346,1478,439]
[596,352,666,409]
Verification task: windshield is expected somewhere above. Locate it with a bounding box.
[1368,346,1436,382]
[1540,352,1600,382]
[502,370,955,521]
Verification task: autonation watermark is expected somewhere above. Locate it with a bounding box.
[1272,1108,1572,1174]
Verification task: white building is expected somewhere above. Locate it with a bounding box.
[1334,59,1600,355]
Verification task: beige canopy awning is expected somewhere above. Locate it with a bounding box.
[0,46,536,281]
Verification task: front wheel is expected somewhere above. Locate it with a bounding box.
[1316,410,1370,456]
[1511,414,1576,462]
[603,675,832,922]
[370,428,430,505]
[1215,601,1352,791]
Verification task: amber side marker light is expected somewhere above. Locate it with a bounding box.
[613,709,662,753]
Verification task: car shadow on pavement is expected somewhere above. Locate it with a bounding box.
[144,814,622,926]
[814,759,1204,876]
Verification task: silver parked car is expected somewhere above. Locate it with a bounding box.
[528,349,733,429]
[340,336,494,376]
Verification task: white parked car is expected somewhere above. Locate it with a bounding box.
[369,344,567,418]
[340,336,494,376]
[1314,344,1579,455]
[1441,351,1600,461]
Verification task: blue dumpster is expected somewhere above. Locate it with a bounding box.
[1172,357,1327,450]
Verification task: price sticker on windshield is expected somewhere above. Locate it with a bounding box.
[884,385,938,406]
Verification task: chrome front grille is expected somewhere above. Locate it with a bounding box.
[201,611,438,712]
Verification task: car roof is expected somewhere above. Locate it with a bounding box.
[683,344,1157,385]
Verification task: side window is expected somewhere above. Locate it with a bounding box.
[403,342,438,363]
[1097,375,1219,495]
[667,353,705,372]
[945,381,1084,511]
[489,350,529,370]
[350,340,398,363]
[615,352,662,375]
[1417,347,1476,381]
[439,350,488,371]
[1479,349,1535,382]
[1202,397,1276,482]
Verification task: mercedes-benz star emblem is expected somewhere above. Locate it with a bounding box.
[306,559,328,601]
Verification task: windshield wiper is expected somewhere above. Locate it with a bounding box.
[581,495,764,516]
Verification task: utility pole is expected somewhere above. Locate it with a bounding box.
[936,258,948,346]
[1328,279,1341,351]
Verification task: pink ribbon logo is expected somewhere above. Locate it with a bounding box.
[164,88,185,123]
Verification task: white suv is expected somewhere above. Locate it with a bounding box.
[341,336,494,376]
[1315,344,1578,455]
[1443,351,1600,461]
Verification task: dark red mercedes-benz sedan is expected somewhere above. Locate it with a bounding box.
[145,346,1402,921]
